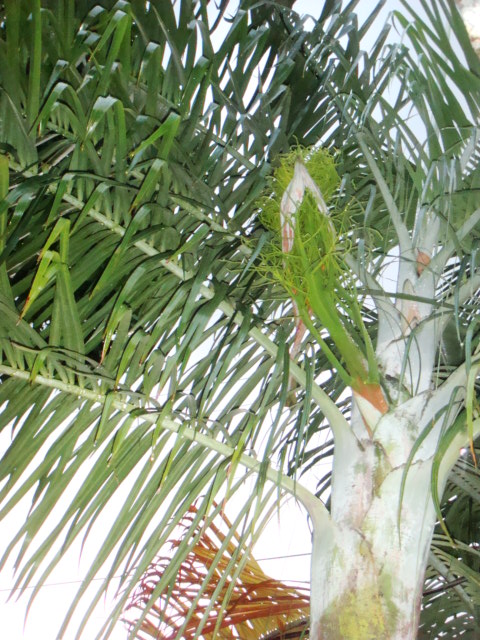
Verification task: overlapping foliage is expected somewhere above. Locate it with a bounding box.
[124,504,309,639]
[0,0,479,638]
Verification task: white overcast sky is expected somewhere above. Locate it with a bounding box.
[1,1,428,638]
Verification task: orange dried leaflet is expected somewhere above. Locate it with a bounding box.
[124,505,309,640]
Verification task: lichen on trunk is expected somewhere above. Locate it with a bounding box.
[309,394,450,639]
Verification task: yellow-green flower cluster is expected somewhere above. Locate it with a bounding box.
[256,147,379,389]
[258,147,345,298]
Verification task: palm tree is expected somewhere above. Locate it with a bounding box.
[0,0,479,638]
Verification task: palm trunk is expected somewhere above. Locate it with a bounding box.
[308,305,463,640]
[310,406,440,639]
[307,236,455,638]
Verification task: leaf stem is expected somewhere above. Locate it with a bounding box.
[0,363,330,523]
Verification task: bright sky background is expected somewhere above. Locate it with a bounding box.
[1,1,426,638]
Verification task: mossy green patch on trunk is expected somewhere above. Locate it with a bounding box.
[319,584,390,640]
